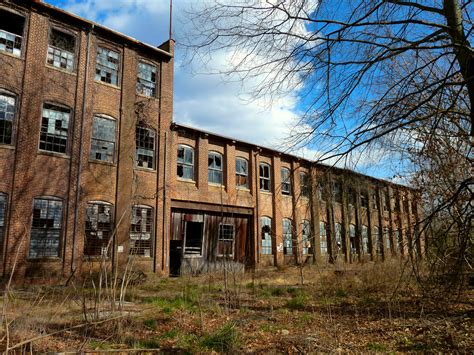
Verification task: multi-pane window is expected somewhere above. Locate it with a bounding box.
[84,202,113,257]
[135,125,156,169]
[0,193,7,256]
[319,221,327,255]
[0,9,25,56]
[300,172,309,198]
[236,158,248,188]
[218,224,234,257]
[283,218,293,255]
[281,168,291,195]
[90,115,116,163]
[302,220,312,255]
[333,182,342,203]
[374,226,383,254]
[208,151,223,184]
[384,227,391,250]
[361,225,369,254]
[261,216,272,255]
[95,47,120,85]
[40,104,70,154]
[335,222,342,252]
[29,197,63,258]
[0,93,15,145]
[259,163,271,192]
[177,144,194,180]
[47,28,75,71]
[130,205,153,257]
[349,224,357,254]
[360,190,369,208]
[136,61,157,97]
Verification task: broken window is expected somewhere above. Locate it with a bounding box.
[130,205,153,257]
[317,183,326,202]
[95,47,120,85]
[29,197,63,258]
[319,221,328,255]
[360,190,368,208]
[302,220,312,255]
[0,193,7,257]
[394,195,401,213]
[184,221,203,256]
[374,226,382,255]
[371,192,377,210]
[47,28,75,71]
[135,125,155,169]
[333,181,342,203]
[0,93,15,145]
[0,9,24,56]
[208,151,223,184]
[281,168,291,195]
[283,218,293,255]
[259,163,271,192]
[40,104,70,154]
[177,144,194,180]
[361,225,369,254]
[349,224,356,254]
[395,230,403,252]
[84,201,113,257]
[136,61,157,97]
[235,157,248,188]
[300,172,309,198]
[348,188,356,207]
[90,115,116,163]
[383,190,390,212]
[384,227,391,250]
[335,222,342,252]
[261,216,272,255]
[217,223,234,257]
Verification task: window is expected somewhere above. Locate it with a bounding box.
[371,193,377,210]
[218,224,234,257]
[280,168,291,195]
[319,221,327,255]
[360,191,368,208]
[261,216,272,255]
[95,47,120,85]
[361,225,369,254]
[348,188,356,207]
[135,125,156,169]
[29,197,63,258]
[0,193,7,256]
[184,220,203,256]
[236,158,248,188]
[300,172,309,198]
[177,144,194,180]
[335,222,342,252]
[302,220,312,254]
[283,218,293,255]
[137,61,157,97]
[318,183,326,202]
[374,226,382,255]
[84,202,113,257]
[0,9,24,56]
[383,190,390,212]
[259,163,271,192]
[90,115,116,163]
[349,224,356,254]
[0,93,15,145]
[384,227,391,250]
[395,230,402,251]
[395,196,401,213]
[47,28,75,71]
[130,206,153,257]
[40,104,70,154]
[208,151,223,184]
[333,182,342,203]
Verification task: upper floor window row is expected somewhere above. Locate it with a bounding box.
[0,9,25,57]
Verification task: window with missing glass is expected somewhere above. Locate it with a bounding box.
[362,225,369,254]
[0,193,7,257]
[84,201,113,257]
[335,222,342,252]
[374,226,382,254]
[302,220,312,254]
[40,104,70,154]
[177,144,194,180]
[320,221,328,255]
[0,9,24,56]
[218,224,234,257]
[281,168,291,195]
[236,157,248,188]
[261,216,272,255]
[47,28,75,71]
[333,182,342,203]
[259,163,271,192]
[135,125,156,169]
[384,227,391,250]
[95,47,120,85]
[90,115,116,163]
[29,197,63,258]
[137,61,157,97]
[300,172,309,198]
[208,151,223,184]
[0,93,16,145]
[349,224,356,254]
[130,205,153,257]
[283,218,293,255]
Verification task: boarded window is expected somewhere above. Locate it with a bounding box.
[47,28,75,71]
[300,172,309,198]
[261,216,272,255]
[177,144,194,180]
[361,225,369,253]
[319,221,328,255]
[0,193,7,257]
[0,9,24,56]
[281,168,291,195]
[136,61,157,97]
[95,47,119,85]
[130,206,153,257]
[235,157,248,188]
[349,224,356,254]
[29,197,62,258]
[208,151,223,184]
[218,224,234,257]
[40,104,70,154]
[283,218,293,255]
[259,163,271,192]
[0,93,15,145]
[90,115,116,163]
[302,220,312,255]
[84,202,113,257]
[135,125,155,169]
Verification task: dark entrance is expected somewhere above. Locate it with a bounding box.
[184,221,204,256]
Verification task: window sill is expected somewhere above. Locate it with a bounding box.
[89,159,116,167]
[94,80,121,90]
[136,93,160,100]
[83,256,111,261]
[27,257,62,262]
[177,178,196,184]
[45,64,77,76]
[135,166,157,173]
[282,193,292,198]
[0,50,24,61]
[236,186,250,192]
[259,190,273,195]
[183,255,202,259]
[0,144,15,151]
[38,150,71,159]
[208,183,224,188]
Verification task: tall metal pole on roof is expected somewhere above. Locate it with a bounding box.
[169,0,173,40]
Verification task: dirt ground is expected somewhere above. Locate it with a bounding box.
[1,261,473,353]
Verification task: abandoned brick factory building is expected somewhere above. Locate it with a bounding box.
[0,0,423,279]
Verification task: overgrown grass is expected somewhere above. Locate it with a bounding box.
[200,322,240,353]
[145,296,196,314]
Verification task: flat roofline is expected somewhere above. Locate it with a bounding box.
[171,122,415,191]
[24,0,172,58]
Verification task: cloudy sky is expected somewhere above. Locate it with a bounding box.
[44,0,401,181]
